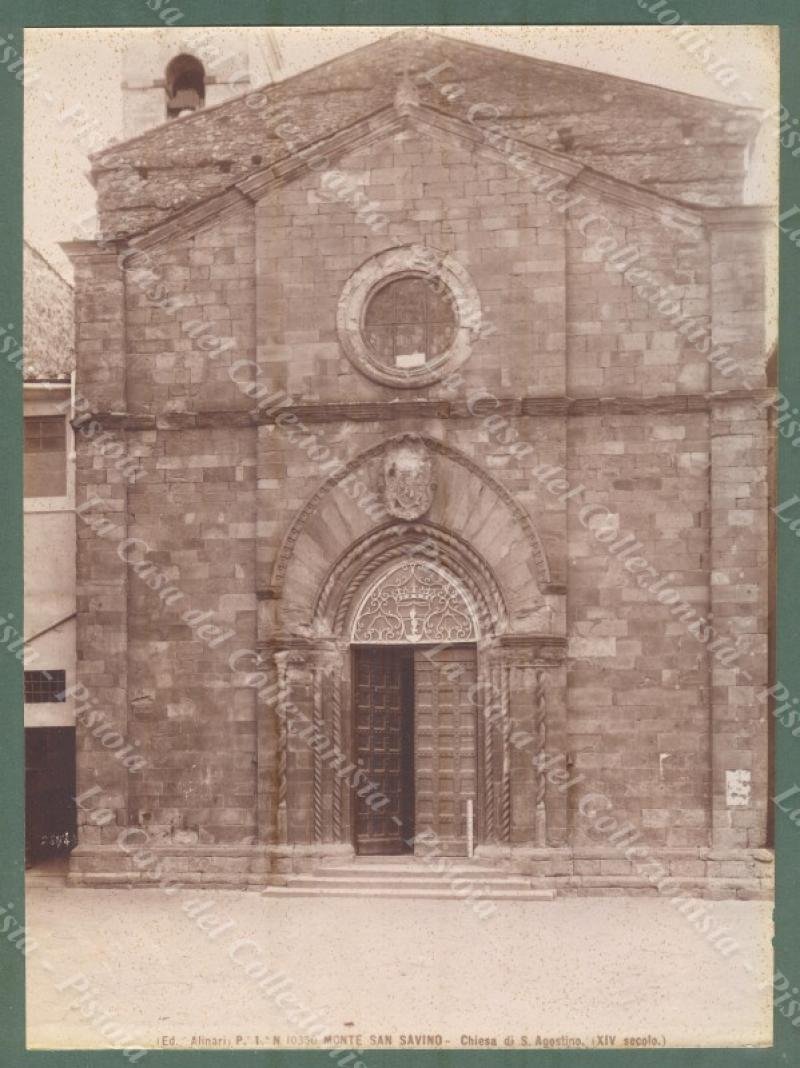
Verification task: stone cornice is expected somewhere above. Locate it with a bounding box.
[408,103,584,182]
[259,399,453,424]
[76,388,777,431]
[260,637,346,659]
[256,634,568,662]
[236,106,404,202]
[569,394,704,415]
[570,168,704,228]
[117,190,256,254]
[92,101,585,248]
[701,205,776,230]
[492,634,567,649]
[60,239,127,265]
[485,633,568,665]
[80,95,755,248]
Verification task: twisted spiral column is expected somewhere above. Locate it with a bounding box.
[500,663,512,845]
[312,667,324,843]
[482,662,495,843]
[534,669,547,847]
[330,670,343,842]
[275,654,290,844]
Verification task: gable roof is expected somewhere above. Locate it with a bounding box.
[89,29,762,238]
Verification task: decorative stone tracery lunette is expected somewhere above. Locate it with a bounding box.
[351,560,478,644]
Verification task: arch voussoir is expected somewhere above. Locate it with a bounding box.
[313,521,508,640]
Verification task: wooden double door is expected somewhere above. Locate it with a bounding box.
[353,644,478,856]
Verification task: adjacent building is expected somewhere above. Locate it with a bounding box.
[23,240,77,864]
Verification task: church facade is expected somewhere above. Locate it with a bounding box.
[64,31,774,897]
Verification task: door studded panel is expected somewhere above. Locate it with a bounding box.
[353,647,414,854]
[413,645,478,856]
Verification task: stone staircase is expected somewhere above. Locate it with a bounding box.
[263,857,556,900]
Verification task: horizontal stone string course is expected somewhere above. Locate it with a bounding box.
[71,388,777,430]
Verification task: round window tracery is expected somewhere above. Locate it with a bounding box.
[336,245,482,388]
[363,275,457,371]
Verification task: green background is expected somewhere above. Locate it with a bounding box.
[0,0,796,1064]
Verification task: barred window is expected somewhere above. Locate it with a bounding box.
[24,670,66,703]
[24,415,67,498]
[363,276,456,370]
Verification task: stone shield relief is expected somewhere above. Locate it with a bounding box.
[381,435,436,521]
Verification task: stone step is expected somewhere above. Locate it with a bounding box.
[25,873,68,888]
[284,872,533,892]
[319,863,516,880]
[25,860,69,888]
[263,884,556,901]
[336,854,490,863]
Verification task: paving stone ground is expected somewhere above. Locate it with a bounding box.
[25,886,772,1053]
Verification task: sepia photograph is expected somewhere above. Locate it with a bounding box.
[15,16,783,1057]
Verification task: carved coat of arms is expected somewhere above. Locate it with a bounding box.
[381,436,436,520]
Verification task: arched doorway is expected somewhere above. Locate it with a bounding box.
[349,559,481,856]
[261,442,568,870]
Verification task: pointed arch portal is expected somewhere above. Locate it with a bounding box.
[307,528,492,855]
[264,455,566,862]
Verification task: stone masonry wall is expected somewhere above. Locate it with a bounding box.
[125,425,257,844]
[114,206,260,843]
[567,410,712,847]
[68,92,771,884]
[565,199,711,397]
[254,127,567,404]
[124,208,256,413]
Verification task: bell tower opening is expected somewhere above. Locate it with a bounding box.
[121,32,275,139]
[165,54,205,119]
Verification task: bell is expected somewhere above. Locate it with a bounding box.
[169,88,201,112]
